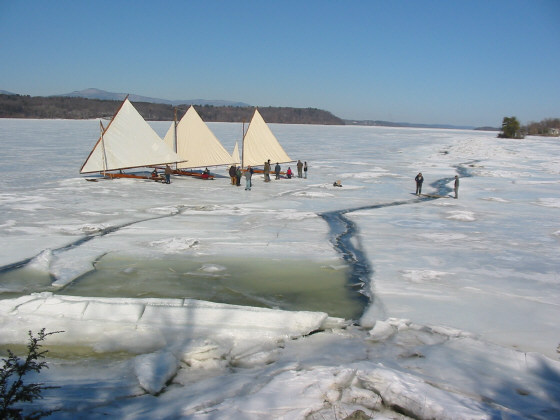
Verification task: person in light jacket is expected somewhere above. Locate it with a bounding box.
[165,165,172,184]
[245,166,254,190]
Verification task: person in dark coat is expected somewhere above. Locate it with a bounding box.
[454,175,459,199]
[304,161,308,178]
[263,160,271,182]
[229,165,237,185]
[274,163,281,179]
[415,172,424,195]
[297,160,303,178]
[236,167,242,186]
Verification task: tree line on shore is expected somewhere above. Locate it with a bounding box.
[0,94,344,125]
[499,115,560,139]
[524,118,560,136]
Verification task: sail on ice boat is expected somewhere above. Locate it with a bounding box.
[241,108,292,170]
[231,142,241,166]
[162,106,236,178]
[80,98,182,179]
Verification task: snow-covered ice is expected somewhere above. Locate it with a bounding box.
[1,119,559,418]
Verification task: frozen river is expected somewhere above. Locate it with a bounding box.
[1,118,559,418]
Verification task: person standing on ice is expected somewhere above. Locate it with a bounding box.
[244,165,253,190]
[164,165,172,184]
[415,172,423,195]
[236,166,242,187]
[297,160,303,178]
[454,175,459,199]
[263,160,271,182]
[304,161,308,178]
[229,165,237,185]
[275,162,281,179]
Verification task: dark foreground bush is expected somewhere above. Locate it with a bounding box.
[1,329,61,419]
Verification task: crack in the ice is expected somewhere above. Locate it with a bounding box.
[2,164,477,320]
[319,164,475,318]
[0,208,186,275]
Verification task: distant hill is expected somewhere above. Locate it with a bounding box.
[0,93,344,125]
[57,88,251,108]
[1,88,485,129]
[344,119,475,130]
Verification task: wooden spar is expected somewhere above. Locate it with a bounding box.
[79,95,130,174]
[241,119,245,169]
[100,120,107,175]
[100,94,129,138]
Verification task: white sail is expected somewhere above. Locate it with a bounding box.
[80,99,180,174]
[163,106,233,169]
[231,141,241,165]
[242,109,291,168]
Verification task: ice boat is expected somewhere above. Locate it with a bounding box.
[241,108,292,170]
[80,97,182,180]
[162,106,235,178]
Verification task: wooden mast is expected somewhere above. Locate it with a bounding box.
[79,95,130,174]
[174,107,178,170]
[100,120,107,175]
[241,119,246,169]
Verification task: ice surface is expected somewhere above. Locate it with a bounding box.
[0,119,559,418]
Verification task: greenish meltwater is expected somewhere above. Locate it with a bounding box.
[28,255,360,319]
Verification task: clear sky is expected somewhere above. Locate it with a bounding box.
[1,0,558,127]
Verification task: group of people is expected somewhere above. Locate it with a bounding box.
[415,172,459,199]
[157,164,459,199]
[261,159,308,182]
[226,159,309,190]
[151,165,173,184]
[227,165,256,190]
[228,165,243,186]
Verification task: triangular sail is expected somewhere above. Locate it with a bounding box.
[242,109,291,168]
[80,99,180,174]
[163,106,233,169]
[231,141,241,165]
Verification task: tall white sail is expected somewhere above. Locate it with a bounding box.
[163,106,233,169]
[80,99,180,174]
[242,109,291,168]
[231,141,241,165]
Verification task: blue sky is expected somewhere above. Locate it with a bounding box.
[1,0,558,126]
